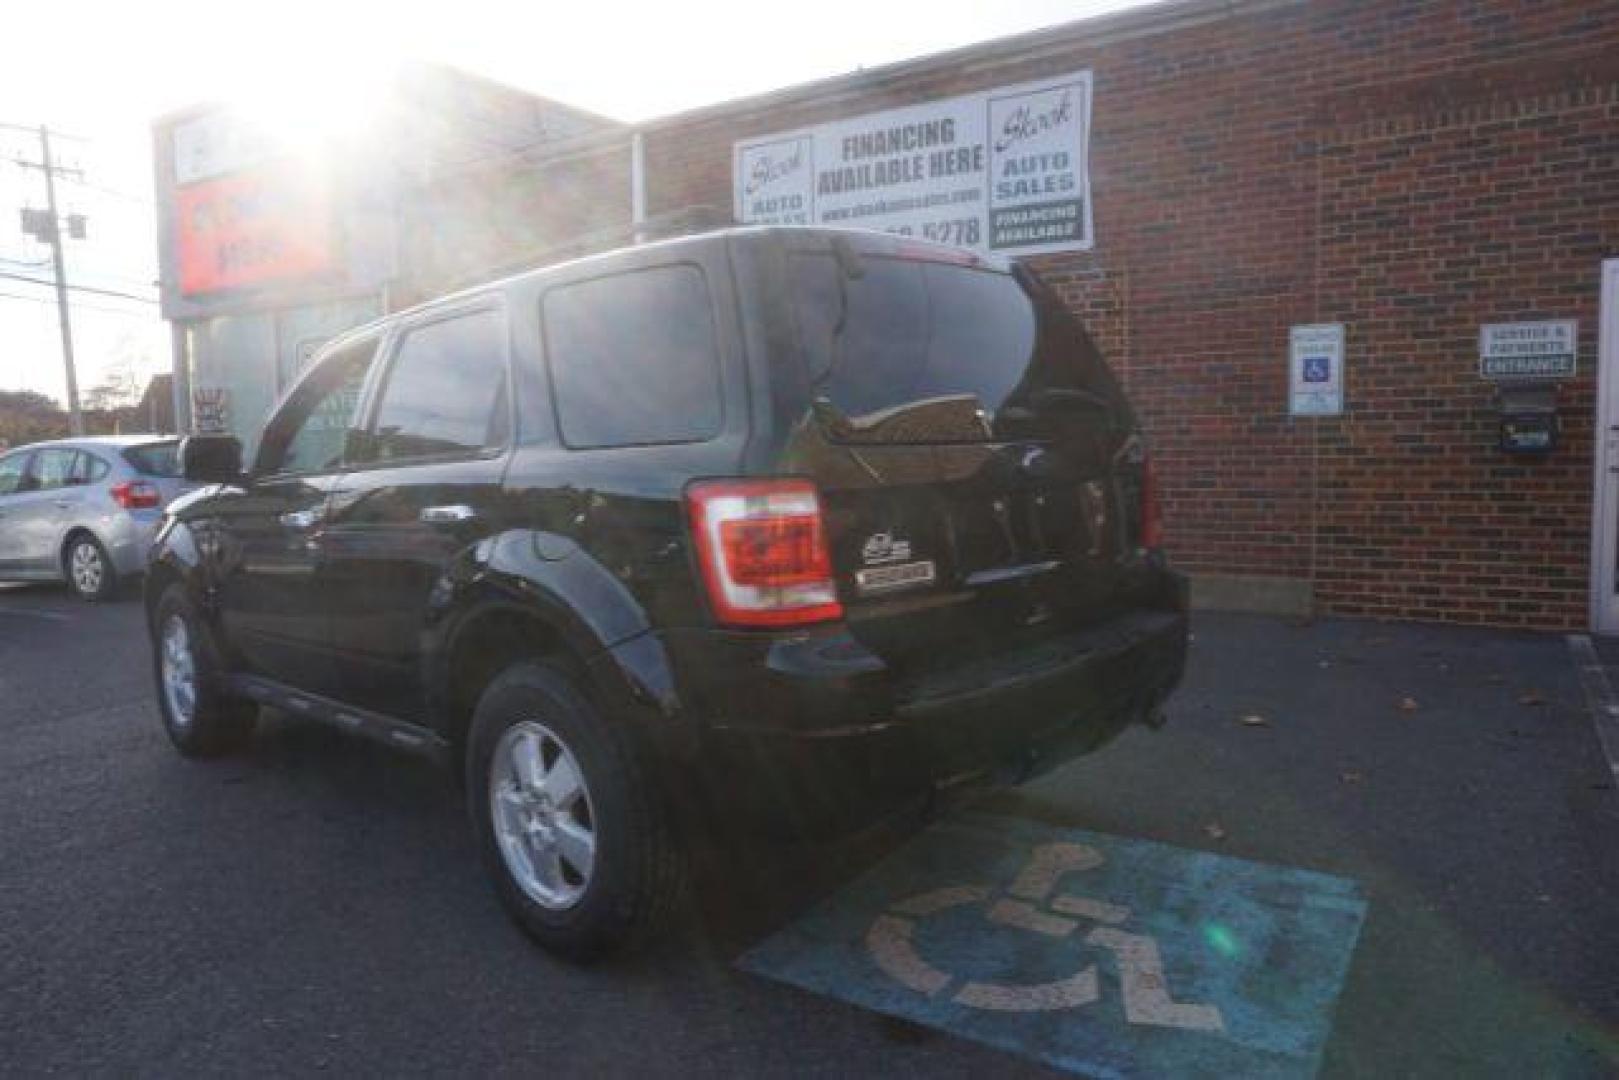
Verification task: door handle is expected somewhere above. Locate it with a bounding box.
[279,509,323,530]
[420,504,478,524]
[54,500,75,509]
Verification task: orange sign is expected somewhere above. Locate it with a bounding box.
[176,163,335,295]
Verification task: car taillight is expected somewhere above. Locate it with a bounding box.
[686,479,843,628]
[110,480,161,510]
[1140,454,1164,551]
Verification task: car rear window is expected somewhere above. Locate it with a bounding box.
[121,442,181,477]
[788,252,1121,443]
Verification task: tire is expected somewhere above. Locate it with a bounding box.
[152,585,256,758]
[65,534,117,602]
[467,661,689,962]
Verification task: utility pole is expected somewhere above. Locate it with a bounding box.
[9,123,87,435]
[37,127,80,435]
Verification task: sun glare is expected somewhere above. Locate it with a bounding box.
[218,55,398,159]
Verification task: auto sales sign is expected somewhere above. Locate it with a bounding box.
[734,72,1094,256]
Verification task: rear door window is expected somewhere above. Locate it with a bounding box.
[74,453,110,484]
[357,308,509,464]
[542,265,722,448]
[28,449,79,491]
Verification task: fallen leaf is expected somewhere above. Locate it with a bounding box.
[1341,770,1364,784]
[1203,822,1227,841]
[1398,696,1420,713]
[1238,713,1269,727]
[1517,690,1548,707]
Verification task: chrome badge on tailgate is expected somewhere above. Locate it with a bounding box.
[857,531,936,595]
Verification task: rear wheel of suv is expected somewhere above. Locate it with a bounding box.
[467,661,688,961]
[153,586,256,757]
[65,534,117,602]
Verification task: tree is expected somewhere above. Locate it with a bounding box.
[0,390,68,447]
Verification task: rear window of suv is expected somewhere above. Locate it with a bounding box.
[788,251,1121,444]
[122,441,180,477]
[542,265,723,449]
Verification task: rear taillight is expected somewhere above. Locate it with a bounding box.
[686,479,843,628]
[110,480,161,510]
[1140,454,1164,551]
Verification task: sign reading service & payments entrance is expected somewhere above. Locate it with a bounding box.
[733,72,1094,256]
[1479,320,1577,379]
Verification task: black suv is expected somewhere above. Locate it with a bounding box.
[147,227,1187,959]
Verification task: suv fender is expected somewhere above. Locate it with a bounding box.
[145,518,210,624]
[423,531,691,752]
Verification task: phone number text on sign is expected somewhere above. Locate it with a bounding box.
[734,72,1094,257]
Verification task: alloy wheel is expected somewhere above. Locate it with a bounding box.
[489,721,598,910]
[70,541,103,596]
[160,614,197,728]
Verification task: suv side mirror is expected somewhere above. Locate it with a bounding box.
[180,434,244,483]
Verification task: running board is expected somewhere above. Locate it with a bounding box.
[227,674,450,764]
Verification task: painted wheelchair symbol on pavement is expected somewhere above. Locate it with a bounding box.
[866,841,1225,1031]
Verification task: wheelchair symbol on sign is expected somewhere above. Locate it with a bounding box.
[865,842,1225,1031]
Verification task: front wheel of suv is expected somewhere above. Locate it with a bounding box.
[153,586,256,757]
[467,661,689,962]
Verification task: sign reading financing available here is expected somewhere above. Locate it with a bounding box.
[734,72,1094,256]
[1479,320,1577,379]
[1289,324,1346,417]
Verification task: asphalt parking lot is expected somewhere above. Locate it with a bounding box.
[1,582,1615,1077]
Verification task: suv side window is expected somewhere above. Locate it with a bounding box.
[255,338,377,477]
[356,308,509,465]
[0,451,31,496]
[542,265,722,448]
[28,448,79,491]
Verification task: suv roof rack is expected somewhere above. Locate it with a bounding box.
[443,205,735,296]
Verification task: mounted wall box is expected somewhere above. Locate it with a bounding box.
[1495,383,1559,454]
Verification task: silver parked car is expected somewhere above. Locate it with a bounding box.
[0,436,193,601]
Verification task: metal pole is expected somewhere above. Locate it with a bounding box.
[170,322,191,434]
[39,126,82,436]
[631,131,646,243]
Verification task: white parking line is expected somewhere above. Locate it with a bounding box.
[0,607,69,622]
[1565,635,1619,785]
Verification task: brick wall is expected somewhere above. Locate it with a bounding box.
[455,0,1619,629]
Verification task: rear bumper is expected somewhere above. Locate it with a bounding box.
[105,510,163,577]
[641,582,1189,834]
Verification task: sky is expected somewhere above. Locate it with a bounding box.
[0,0,1153,405]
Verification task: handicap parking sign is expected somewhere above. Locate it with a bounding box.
[739,812,1366,1078]
[1302,356,1330,384]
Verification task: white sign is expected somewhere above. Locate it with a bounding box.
[734,71,1094,257]
[172,112,276,186]
[1289,324,1345,417]
[1479,320,1577,379]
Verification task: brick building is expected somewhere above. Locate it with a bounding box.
[161,0,1619,630]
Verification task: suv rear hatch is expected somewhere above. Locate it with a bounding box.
[771,232,1157,673]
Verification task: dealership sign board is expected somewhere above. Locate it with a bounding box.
[175,162,336,296]
[1479,320,1577,379]
[734,72,1094,256]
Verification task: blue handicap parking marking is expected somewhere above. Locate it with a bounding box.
[739,812,1367,1078]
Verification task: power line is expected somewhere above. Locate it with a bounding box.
[0,288,156,319]
[70,178,154,206]
[0,269,156,304]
